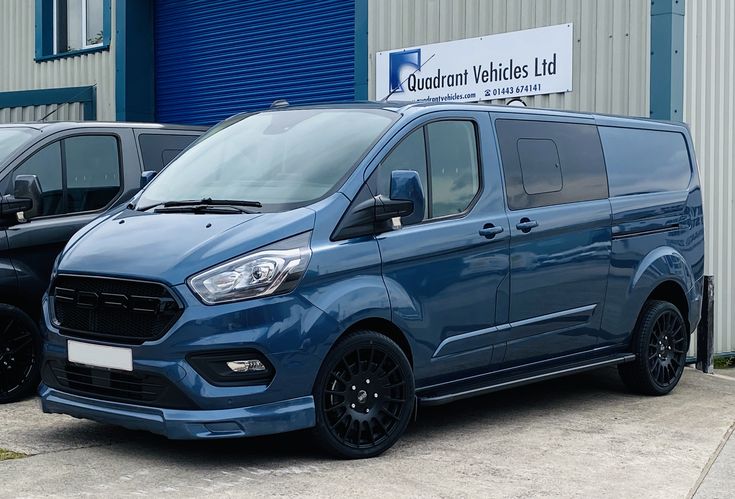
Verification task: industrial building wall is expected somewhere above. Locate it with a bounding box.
[0,0,115,122]
[368,0,650,117]
[684,0,735,354]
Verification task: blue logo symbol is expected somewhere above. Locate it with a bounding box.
[389,49,421,93]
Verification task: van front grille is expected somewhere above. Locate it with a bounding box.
[51,275,182,345]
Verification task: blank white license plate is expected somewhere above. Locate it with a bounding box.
[67,340,133,372]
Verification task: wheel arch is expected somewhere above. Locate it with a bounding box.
[340,317,414,367]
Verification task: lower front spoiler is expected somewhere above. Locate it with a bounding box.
[39,385,316,440]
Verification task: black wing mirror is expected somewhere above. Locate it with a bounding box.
[332,169,426,240]
[3,174,43,223]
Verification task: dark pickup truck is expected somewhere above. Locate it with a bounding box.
[0,122,205,402]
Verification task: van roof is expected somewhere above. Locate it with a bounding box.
[271,100,688,130]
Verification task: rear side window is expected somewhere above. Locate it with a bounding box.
[496,119,608,210]
[138,133,200,172]
[599,127,691,196]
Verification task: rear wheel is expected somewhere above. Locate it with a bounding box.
[619,300,688,396]
[313,330,414,459]
[0,306,40,404]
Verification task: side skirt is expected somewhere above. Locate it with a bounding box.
[417,353,636,406]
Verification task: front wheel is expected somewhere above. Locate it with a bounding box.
[313,330,415,459]
[618,300,688,396]
[0,306,40,404]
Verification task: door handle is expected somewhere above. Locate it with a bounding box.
[516,218,538,233]
[479,223,504,239]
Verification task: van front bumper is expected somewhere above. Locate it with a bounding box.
[40,384,316,439]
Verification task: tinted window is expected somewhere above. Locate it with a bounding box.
[426,121,480,217]
[599,127,691,196]
[12,142,64,216]
[496,120,608,210]
[377,128,429,220]
[517,139,562,194]
[138,133,199,172]
[65,135,121,212]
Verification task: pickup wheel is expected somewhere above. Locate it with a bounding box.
[619,300,688,396]
[0,306,40,404]
[312,330,414,459]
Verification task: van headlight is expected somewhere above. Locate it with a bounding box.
[187,232,312,304]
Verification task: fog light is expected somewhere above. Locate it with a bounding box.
[226,359,267,373]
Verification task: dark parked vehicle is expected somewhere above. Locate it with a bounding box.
[39,103,704,459]
[0,122,205,403]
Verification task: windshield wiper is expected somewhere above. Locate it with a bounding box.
[137,198,262,213]
[154,204,256,214]
[161,198,262,208]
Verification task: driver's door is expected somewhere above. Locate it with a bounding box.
[2,133,123,314]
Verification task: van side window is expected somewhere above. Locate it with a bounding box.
[10,135,120,218]
[426,121,480,217]
[11,142,65,216]
[496,119,608,210]
[138,133,199,172]
[64,135,121,213]
[377,120,480,221]
[599,127,691,196]
[377,128,429,221]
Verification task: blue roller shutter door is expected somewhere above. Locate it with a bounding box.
[154,0,357,125]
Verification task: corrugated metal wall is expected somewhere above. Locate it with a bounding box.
[154,0,358,125]
[0,102,83,122]
[368,0,650,116]
[684,0,735,354]
[0,0,115,122]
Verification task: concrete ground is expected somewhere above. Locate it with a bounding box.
[1,367,734,498]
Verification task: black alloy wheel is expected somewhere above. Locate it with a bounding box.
[619,300,688,396]
[0,306,40,404]
[313,331,414,459]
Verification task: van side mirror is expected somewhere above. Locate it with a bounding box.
[382,169,425,226]
[140,170,158,189]
[9,175,42,222]
[331,169,426,241]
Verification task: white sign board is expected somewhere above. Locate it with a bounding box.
[376,24,573,103]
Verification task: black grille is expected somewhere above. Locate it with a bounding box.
[51,275,183,345]
[42,360,196,409]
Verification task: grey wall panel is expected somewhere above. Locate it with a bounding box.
[368,0,650,117]
[0,0,115,122]
[684,0,735,354]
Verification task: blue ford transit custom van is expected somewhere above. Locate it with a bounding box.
[39,103,704,459]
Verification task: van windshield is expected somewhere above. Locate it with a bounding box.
[136,108,396,211]
[0,128,40,165]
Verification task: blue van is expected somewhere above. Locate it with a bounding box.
[39,103,704,459]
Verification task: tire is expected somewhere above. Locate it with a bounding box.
[0,305,41,404]
[312,330,415,459]
[618,300,688,396]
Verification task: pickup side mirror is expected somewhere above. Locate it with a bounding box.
[140,170,158,189]
[10,175,42,222]
[332,169,426,240]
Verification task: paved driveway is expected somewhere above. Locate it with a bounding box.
[1,367,734,498]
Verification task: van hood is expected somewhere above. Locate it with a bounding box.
[57,207,316,285]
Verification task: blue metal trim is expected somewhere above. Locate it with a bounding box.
[650,0,685,120]
[35,0,54,60]
[102,0,112,47]
[115,0,154,121]
[354,0,368,100]
[0,86,96,120]
[35,45,110,63]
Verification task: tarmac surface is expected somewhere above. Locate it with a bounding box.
[1,366,734,498]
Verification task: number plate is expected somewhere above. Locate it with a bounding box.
[67,340,133,372]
